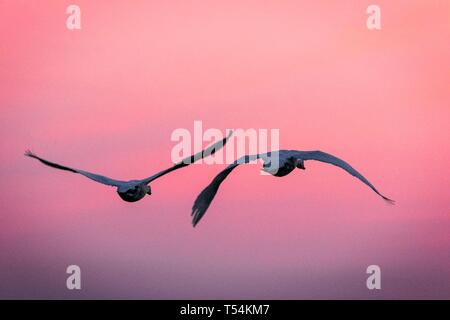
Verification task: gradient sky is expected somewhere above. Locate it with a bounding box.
[0,1,449,299]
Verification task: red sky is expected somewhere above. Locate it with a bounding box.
[0,1,449,298]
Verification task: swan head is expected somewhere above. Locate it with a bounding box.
[295,158,306,170]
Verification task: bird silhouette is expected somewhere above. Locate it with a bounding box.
[25,131,232,202]
[192,150,394,226]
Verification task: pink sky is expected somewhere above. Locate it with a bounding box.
[0,1,449,298]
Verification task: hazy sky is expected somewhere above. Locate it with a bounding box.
[0,1,449,299]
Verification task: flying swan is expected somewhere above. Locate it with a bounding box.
[191,150,394,226]
[25,132,232,202]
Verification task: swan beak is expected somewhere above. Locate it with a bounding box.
[296,159,306,170]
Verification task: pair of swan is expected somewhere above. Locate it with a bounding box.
[26,131,393,227]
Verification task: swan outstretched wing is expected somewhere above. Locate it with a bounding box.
[141,130,234,185]
[191,154,260,227]
[290,150,394,203]
[25,150,125,187]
